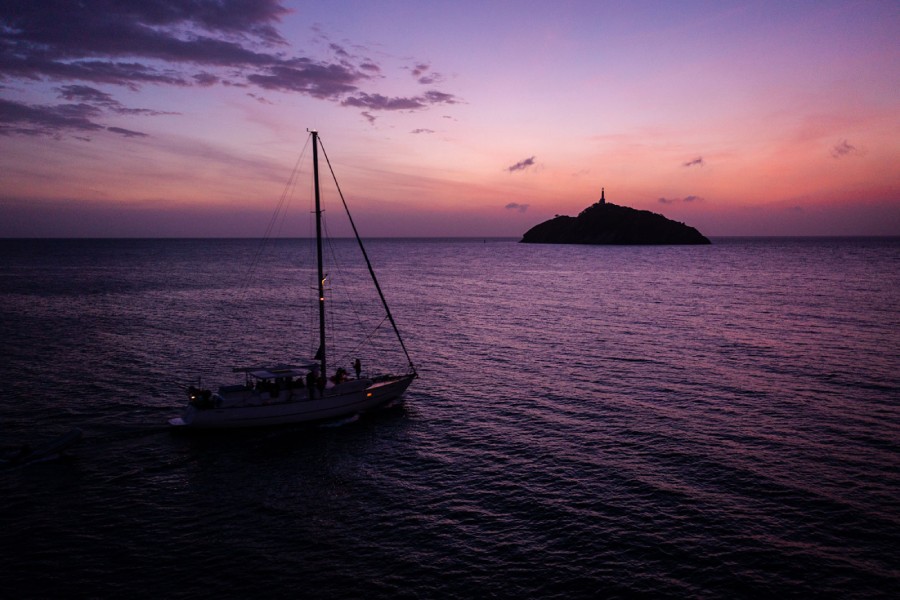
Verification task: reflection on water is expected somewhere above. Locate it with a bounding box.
[0,237,898,598]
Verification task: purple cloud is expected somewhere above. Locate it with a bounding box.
[193,72,220,87]
[411,128,435,134]
[57,85,174,116]
[247,63,365,98]
[0,1,460,136]
[342,90,459,111]
[342,93,427,111]
[831,140,858,158]
[408,63,446,85]
[683,156,705,167]
[106,126,148,138]
[0,97,148,138]
[507,156,536,173]
[0,98,103,136]
[505,202,530,213]
[658,195,704,205]
[422,90,456,104]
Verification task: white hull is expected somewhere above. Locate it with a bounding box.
[169,374,414,429]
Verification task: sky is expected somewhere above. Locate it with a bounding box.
[1,0,898,237]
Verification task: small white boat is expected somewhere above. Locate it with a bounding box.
[169,131,416,429]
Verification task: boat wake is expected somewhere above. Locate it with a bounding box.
[318,413,361,428]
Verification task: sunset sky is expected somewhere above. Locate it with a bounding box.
[1,0,898,237]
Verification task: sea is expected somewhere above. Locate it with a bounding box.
[0,237,898,599]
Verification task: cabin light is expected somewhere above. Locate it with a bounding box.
[366,392,373,398]
[319,296,325,301]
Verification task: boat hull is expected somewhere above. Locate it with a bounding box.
[169,374,414,429]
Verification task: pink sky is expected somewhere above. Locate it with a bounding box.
[1,0,898,237]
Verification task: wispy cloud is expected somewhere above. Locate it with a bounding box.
[658,195,704,204]
[341,90,459,112]
[106,126,148,138]
[505,202,530,213]
[0,1,458,136]
[247,63,366,98]
[0,81,182,138]
[193,72,220,87]
[58,85,175,116]
[246,93,274,105]
[831,139,859,158]
[411,128,435,134]
[507,156,536,173]
[683,156,705,167]
[409,63,444,85]
[0,98,101,137]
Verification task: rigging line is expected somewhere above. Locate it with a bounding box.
[319,204,340,361]
[195,139,310,337]
[335,315,389,366]
[240,137,311,293]
[318,135,417,374]
[320,203,371,338]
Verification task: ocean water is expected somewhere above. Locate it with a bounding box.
[0,237,898,599]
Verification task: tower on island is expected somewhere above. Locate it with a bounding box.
[600,187,605,204]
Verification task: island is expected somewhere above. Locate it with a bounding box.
[520,189,710,245]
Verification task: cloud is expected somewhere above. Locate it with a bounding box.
[409,63,445,85]
[246,93,274,105]
[0,2,288,83]
[507,156,536,172]
[57,85,174,116]
[831,140,858,158]
[247,63,365,98]
[0,98,104,136]
[505,202,530,213]
[106,126,148,138]
[342,93,428,111]
[0,97,153,138]
[0,79,185,137]
[0,1,459,135]
[329,43,350,59]
[658,195,704,204]
[193,72,220,87]
[341,90,459,111]
[411,128,434,134]
[683,156,705,167]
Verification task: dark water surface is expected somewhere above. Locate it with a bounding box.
[1,237,898,599]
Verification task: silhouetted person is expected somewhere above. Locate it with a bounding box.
[306,369,317,398]
[354,358,361,379]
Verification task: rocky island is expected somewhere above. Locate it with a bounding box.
[520,189,710,245]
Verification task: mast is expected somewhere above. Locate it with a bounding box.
[311,130,327,378]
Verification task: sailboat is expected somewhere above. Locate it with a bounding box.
[168,130,417,428]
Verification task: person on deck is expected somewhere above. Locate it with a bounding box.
[306,368,317,398]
